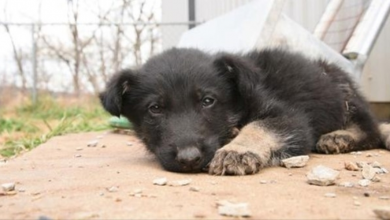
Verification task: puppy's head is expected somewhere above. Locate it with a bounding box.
[100,48,257,173]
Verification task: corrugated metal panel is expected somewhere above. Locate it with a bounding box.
[361,14,390,102]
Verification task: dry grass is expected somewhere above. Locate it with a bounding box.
[0,92,111,157]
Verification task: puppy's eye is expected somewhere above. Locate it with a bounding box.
[202,97,215,108]
[149,104,162,114]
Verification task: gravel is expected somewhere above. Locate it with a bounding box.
[362,164,376,180]
[168,179,192,187]
[2,182,16,192]
[344,161,360,171]
[281,155,309,168]
[358,179,371,187]
[324,193,336,198]
[87,140,99,147]
[106,186,119,192]
[217,200,251,217]
[153,177,168,186]
[306,165,340,186]
[189,186,200,192]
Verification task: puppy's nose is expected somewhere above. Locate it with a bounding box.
[176,147,202,167]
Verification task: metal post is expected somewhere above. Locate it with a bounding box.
[188,0,196,29]
[31,24,38,105]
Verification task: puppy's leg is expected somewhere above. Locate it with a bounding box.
[209,114,313,175]
[316,109,383,153]
[316,125,366,153]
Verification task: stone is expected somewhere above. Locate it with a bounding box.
[371,161,382,168]
[372,176,381,182]
[2,182,15,192]
[373,207,390,220]
[106,186,119,192]
[217,200,251,217]
[189,186,200,192]
[153,177,167,186]
[339,182,354,188]
[358,179,371,187]
[324,193,336,198]
[379,196,390,200]
[362,164,376,180]
[356,161,368,168]
[168,179,192,187]
[281,155,309,168]
[344,161,359,171]
[87,140,99,147]
[306,165,340,186]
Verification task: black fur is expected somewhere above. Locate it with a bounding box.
[100,48,386,173]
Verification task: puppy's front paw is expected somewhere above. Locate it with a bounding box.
[208,147,262,175]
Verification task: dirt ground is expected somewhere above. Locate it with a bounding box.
[1,131,390,219]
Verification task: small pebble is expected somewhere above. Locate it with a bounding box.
[189,186,200,192]
[354,201,361,206]
[372,161,382,168]
[74,154,82,158]
[2,182,15,192]
[87,140,99,147]
[106,186,119,192]
[344,161,360,171]
[259,180,268,184]
[379,196,390,200]
[372,176,381,182]
[96,135,104,139]
[362,164,376,180]
[358,179,371,187]
[366,153,373,157]
[306,165,340,186]
[374,168,385,174]
[381,167,389,174]
[168,179,192,187]
[153,177,167,186]
[217,200,251,217]
[364,192,370,197]
[126,142,133,146]
[129,189,143,196]
[356,161,368,168]
[339,182,354,188]
[76,147,83,151]
[281,155,309,168]
[324,193,336,198]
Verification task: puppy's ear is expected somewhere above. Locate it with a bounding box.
[213,54,259,97]
[99,69,136,117]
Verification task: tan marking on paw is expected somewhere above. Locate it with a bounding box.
[316,125,364,154]
[379,123,390,150]
[209,122,281,175]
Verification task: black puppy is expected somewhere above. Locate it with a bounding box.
[100,48,390,175]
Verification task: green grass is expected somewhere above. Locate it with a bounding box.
[0,96,112,157]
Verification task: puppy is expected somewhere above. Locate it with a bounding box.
[100,48,390,175]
